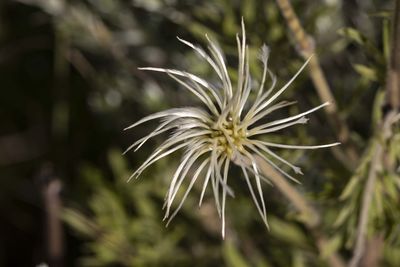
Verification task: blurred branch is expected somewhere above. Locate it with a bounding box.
[350,2,400,263]
[254,155,346,267]
[360,234,384,267]
[40,166,64,267]
[386,0,400,110]
[275,0,359,167]
[349,110,398,267]
[348,142,382,267]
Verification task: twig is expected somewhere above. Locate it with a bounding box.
[386,0,400,110]
[43,179,64,267]
[254,155,346,267]
[348,142,382,267]
[39,164,64,267]
[350,1,400,265]
[360,234,384,267]
[349,110,398,267]
[275,0,359,166]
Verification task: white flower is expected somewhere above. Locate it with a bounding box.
[125,20,339,238]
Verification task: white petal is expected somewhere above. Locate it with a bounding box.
[165,158,210,226]
[167,73,220,115]
[221,157,230,239]
[164,145,209,219]
[257,141,341,150]
[257,102,329,129]
[248,116,308,136]
[241,164,269,229]
[177,37,224,81]
[252,140,303,175]
[254,56,313,113]
[245,143,301,184]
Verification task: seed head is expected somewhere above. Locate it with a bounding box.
[124,20,339,238]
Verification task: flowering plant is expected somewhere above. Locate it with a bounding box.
[125,21,339,238]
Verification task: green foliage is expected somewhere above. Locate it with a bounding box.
[63,150,187,267]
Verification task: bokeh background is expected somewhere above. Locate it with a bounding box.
[0,0,399,266]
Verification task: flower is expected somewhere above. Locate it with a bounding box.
[124,20,339,238]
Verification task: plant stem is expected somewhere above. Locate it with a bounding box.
[386,0,400,109]
[348,142,382,267]
[254,155,346,267]
[349,109,398,267]
[274,0,359,166]
[350,1,400,265]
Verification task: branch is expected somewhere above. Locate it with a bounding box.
[386,0,400,109]
[348,142,382,267]
[254,155,346,267]
[349,110,398,267]
[274,0,359,166]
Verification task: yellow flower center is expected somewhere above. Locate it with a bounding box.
[210,115,247,158]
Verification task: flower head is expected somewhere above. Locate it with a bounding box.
[125,20,339,238]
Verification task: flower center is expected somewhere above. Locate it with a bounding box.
[210,116,247,158]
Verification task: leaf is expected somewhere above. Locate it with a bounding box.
[223,241,251,267]
[321,235,342,259]
[269,216,309,248]
[338,28,365,45]
[373,180,384,217]
[383,18,390,62]
[372,91,385,129]
[383,175,398,200]
[353,64,378,81]
[334,204,354,227]
[338,27,384,65]
[62,208,98,237]
[292,250,305,267]
[339,176,359,200]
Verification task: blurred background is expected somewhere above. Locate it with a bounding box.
[0,0,399,266]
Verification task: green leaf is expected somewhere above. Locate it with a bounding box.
[223,241,251,267]
[338,27,384,65]
[334,204,353,227]
[269,216,309,248]
[292,250,305,267]
[383,18,390,62]
[373,180,384,217]
[372,91,385,128]
[383,175,398,200]
[338,27,365,45]
[321,235,342,259]
[353,64,378,81]
[339,176,359,200]
[62,208,98,237]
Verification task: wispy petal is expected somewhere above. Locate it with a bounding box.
[126,22,338,238]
